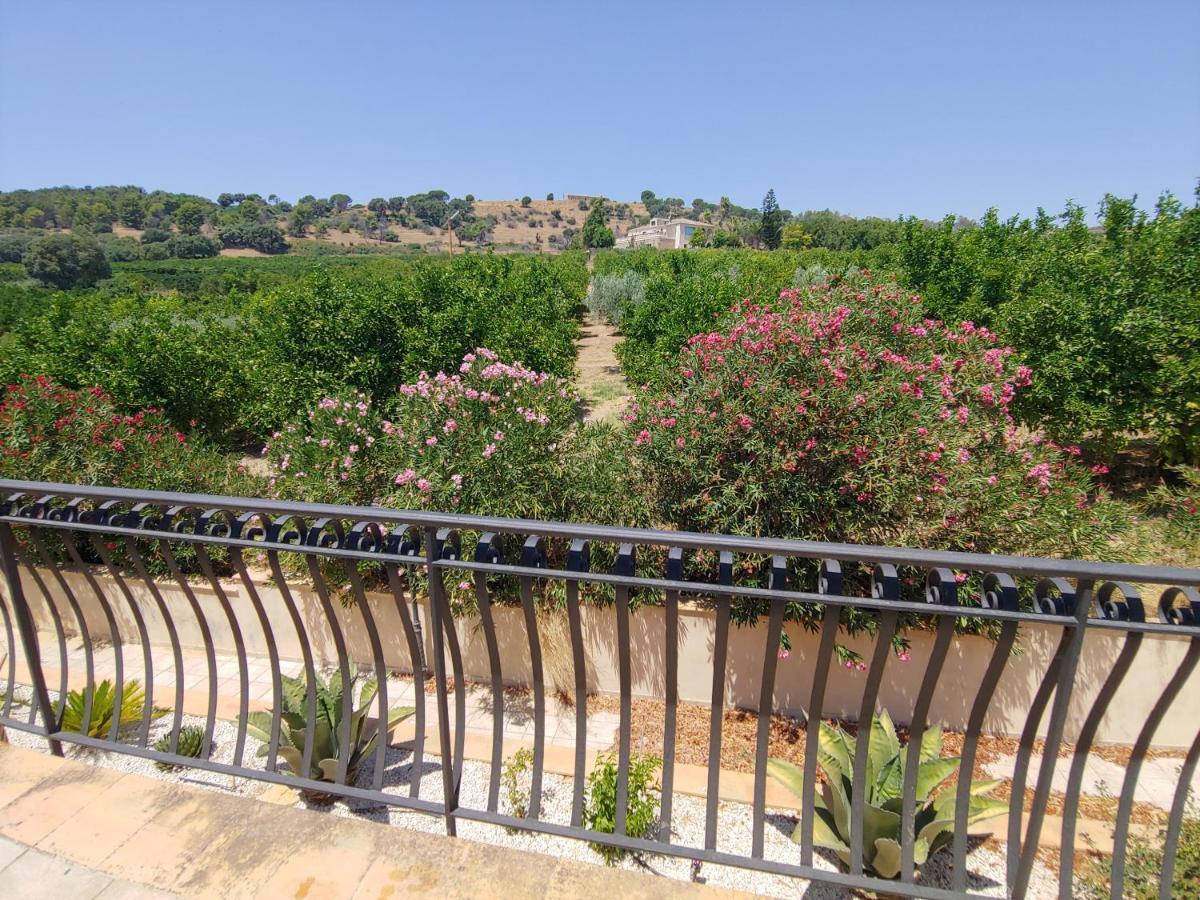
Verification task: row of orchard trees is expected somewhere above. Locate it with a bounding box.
[594,189,1200,465]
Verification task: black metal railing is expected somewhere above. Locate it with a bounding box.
[1,479,1198,898]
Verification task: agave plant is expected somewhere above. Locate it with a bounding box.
[768,710,1005,879]
[153,724,206,771]
[57,679,159,738]
[246,670,414,795]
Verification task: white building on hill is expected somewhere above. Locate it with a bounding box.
[614,217,713,250]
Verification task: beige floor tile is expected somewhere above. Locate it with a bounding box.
[253,819,379,900]
[0,766,123,846]
[37,774,186,867]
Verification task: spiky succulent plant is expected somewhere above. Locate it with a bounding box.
[57,679,159,738]
[153,724,205,771]
[768,710,1005,879]
[246,669,414,792]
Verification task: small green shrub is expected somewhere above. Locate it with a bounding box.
[587,272,644,325]
[501,747,534,819]
[769,710,1004,879]
[582,752,660,864]
[153,724,206,771]
[1077,800,1200,899]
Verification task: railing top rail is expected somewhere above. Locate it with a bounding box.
[3,478,1198,586]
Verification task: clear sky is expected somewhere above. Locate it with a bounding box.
[1,1,1197,220]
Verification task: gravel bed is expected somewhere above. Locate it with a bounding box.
[3,684,1057,897]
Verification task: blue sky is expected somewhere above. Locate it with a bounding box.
[1,1,1196,220]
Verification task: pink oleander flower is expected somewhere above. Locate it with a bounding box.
[395,469,416,485]
[416,478,432,493]
[635,429,651,446]
[425,436,438,446]
[482,443,497,458]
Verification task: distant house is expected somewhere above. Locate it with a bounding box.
[614,217,714,250]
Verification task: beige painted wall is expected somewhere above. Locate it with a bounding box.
[8,566,1197,747]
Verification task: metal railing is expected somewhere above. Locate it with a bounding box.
[1,478,1198,898]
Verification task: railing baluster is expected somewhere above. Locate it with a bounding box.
[158,535,219,758]
[1160,721,1200,900]
[122,524,187,756]
[195,541,251,767]
[0,522,61,754]
[1111,586,1200,899]
[899,568,958,881]
[384,552,426,799]
[1006,578,1076,890]
[472,532,506,813]
[1013,578,1095,899]
[566,538,590,828]
[60,528,125,743]
[0,581,16,720]
[425,526,457,835]
[518,535,546,820]
[659,546,683,841]
[849,564,899,877]
[12,542,68,729]
[229,541,285,771]
[751,556,788,858]
[264,540,319,777]
[801,559,842,868]
[90,529,156,746]
[435,529,467,797]
[1058,582,1144,897]
[704,551,733,851]
[952,573,1018,893]
[28,529,94,735]
[614,543,635,835]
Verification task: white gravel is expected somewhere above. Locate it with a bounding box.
[4,683,1058,898]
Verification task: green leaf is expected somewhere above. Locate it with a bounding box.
[920,724,944,763]
[245,710,275,746]
[817,721,854,783]
[872,753,904,805]
[915,757,960,803]
[871,837,903,879]
[767,758,806,803]
[795,805,850,854]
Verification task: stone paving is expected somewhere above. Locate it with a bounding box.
[985,752,1200,810]
[0,743,742,899]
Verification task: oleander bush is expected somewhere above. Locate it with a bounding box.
[626,272,1126,560]
[264,349,578,518]
[0,375,238,491]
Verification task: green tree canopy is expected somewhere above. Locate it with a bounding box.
[23,233,112,288]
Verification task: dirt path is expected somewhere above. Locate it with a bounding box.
[575,316,630,423]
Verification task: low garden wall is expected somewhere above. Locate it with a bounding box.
[12,566,1197,747]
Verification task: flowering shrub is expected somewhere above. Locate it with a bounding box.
[0,375,234,491]
[265,349,578,518]
[627,273,1125,561]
